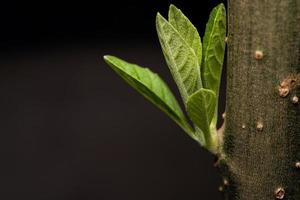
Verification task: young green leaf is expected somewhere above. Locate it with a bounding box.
[168,4,202,65]
[186,88,216,149]
[103,55,195,138]
[156,13,201,104]
[202,3,226,94]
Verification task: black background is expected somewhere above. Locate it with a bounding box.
[0,1,226,199]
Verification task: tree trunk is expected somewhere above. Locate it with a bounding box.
[222,0,300,199]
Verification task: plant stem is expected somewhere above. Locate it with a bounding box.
[222,0,300,199]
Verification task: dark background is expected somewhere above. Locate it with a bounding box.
[0,1,226,199]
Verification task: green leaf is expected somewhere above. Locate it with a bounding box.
[103,55,195,138]
[168,4,202,65]
[156,13,201,104]
[186,88,216,149]
[202,3,226,94]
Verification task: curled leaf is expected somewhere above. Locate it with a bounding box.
[202,3,226,94]
[186,88,217,150]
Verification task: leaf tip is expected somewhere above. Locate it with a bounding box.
[218,3,225,7]
[156,12,164,21]
[217,3,226,12]
[156,12,168,29]
[169,4,177,12]
[103,55,117,66]
[103,55,109,61]
[168,4,181,21]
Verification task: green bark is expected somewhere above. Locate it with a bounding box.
[222,0,300,199]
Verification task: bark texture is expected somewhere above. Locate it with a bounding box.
[223,0,300,199]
